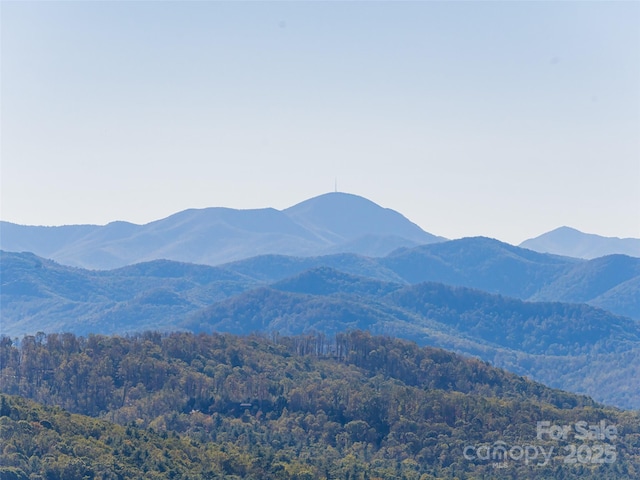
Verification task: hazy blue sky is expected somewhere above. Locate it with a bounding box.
[2,1,638,244]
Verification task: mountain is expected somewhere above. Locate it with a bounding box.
[520,226,640,259]
[3,235,639,338]
[588,274,640,320]
[284,192,441,255]
[0,192,443,269]
[0,251,256,336]
[2,332,639,479]
[183,267,640,409]
[221,252,406,283]
[380,236,579,298]
[3,242,640,407]
[530,254,640,318]
[0,250,410,337]
[224,238,639,319]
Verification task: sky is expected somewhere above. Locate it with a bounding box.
[1,1,639,245]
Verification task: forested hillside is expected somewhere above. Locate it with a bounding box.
[3,250,640,409]
[0,394,233,479]
[1,331,639,479]
[185,268,640,409]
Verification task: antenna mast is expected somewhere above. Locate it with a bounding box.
[334,177,338,193]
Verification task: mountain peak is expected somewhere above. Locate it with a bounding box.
[520,226,640,259]
[287,191,384,209]
[284,192,438,244]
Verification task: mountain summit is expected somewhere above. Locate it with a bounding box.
[0,193,443,269]
[520,226,640,259]
[285,192,433,243]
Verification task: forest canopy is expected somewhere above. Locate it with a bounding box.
[1,331,639,479]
